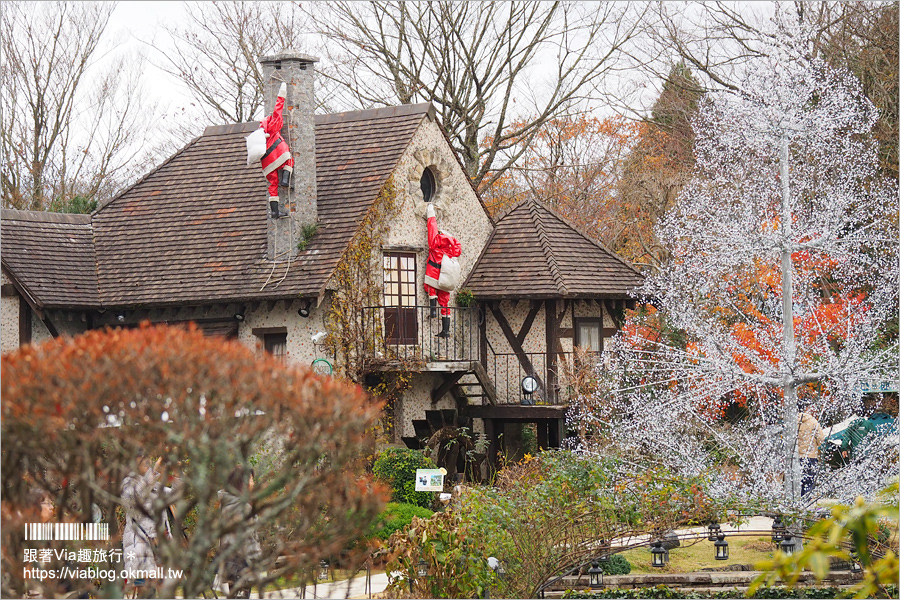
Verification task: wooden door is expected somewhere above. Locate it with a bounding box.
[383,252,417,344]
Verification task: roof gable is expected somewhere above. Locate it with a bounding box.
[464,199,644,299]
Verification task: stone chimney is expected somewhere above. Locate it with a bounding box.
[259,51,318,262]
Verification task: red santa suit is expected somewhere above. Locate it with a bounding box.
[259,83,294,204]
[423,203,462,317]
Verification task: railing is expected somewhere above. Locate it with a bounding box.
[360,306,602,408]
[361,305,478,365]
[486,344,602,406]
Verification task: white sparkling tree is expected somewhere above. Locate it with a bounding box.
[575,19,898,513]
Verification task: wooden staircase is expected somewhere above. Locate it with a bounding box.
[401,361,496,450]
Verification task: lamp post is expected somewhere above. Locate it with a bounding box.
[588,561,604,589]
[650,540,667,568]
[771,515,786,544]
[317,559,330,581]
[417,558,429,578]
[707,520,722,542]
[521,376,538,405]
[780,534,796,555]
[714,532,729,561]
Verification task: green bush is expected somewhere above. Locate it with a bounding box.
[562,585,853,599]
[602,553,632,575]
[367,502,433,541]
[372,448,436,508]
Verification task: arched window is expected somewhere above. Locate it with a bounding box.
[420,167,436,202]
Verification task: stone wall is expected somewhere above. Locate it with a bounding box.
[384,116,493,440]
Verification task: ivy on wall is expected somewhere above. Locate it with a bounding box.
[324,175,401,382]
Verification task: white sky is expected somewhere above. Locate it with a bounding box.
[104,1,193,113]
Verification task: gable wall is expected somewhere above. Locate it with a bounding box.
[483,298,619,404]
[384,118,493,307]
[383,117,493,438]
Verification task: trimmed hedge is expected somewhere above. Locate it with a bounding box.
[367,502,434,541]
[372,447,436,508]
[602,554,632,576]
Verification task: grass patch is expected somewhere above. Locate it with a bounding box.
[620,536,776,574]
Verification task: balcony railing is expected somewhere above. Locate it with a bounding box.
[486,345,602,406]
[360,305,602,407]
[361,305,478,365]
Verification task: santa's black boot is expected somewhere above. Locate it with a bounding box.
[429,298,437,318]
[436,316,451,338]
[269,197,288,219]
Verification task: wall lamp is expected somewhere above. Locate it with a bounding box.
[298,298,312,318]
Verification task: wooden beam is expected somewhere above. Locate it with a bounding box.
[431,371,466,404]
[479,306,487,368]
[487,303,542,390]
[545,299,559,404]
[0,283,17,297]
[19,294,31,346]
[515,301,542,346]
[468,405,568,420]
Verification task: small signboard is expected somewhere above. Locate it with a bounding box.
[859,380,899,393]
[414,468,445,492]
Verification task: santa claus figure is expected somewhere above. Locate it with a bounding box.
[259,82,293,219]
[423,203,462,338]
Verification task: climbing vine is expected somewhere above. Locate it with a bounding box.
[324,175,401,382]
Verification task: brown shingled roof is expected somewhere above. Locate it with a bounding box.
[1,104,432,309]
[1,210,100,309]
[464,199,644,299]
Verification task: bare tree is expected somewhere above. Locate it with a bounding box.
[152,1,313,131]
[632,1,897,177]
[0,1,157,211]
[310,1,646,191]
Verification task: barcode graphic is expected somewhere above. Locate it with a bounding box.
[25,523,109,541]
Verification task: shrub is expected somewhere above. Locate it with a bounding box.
[562,585,849,599]
[603,553,632,575]
[372,448,436,508]
[368,502,433,541]
[1,323,386,599]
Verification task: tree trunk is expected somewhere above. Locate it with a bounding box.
[779,135,801,507]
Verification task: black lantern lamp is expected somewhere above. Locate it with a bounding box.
[317,559,329,581]
[707,520,722,542]
[849,549,862,573]
[521,376,539,405]
[714,532,729,561]
[417,558,429,578]
[771,515,786,544]
[588,560,604,589]
[780,534,796,555]
[650,540,667,568]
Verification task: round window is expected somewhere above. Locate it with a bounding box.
[420,167,436,202]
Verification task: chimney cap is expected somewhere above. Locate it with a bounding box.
[260,51,319,66]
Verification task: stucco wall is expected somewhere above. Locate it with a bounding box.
[385,117,493,310]
[237,297,331,367]
[397,372,458,440]
[1,271,19,353]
